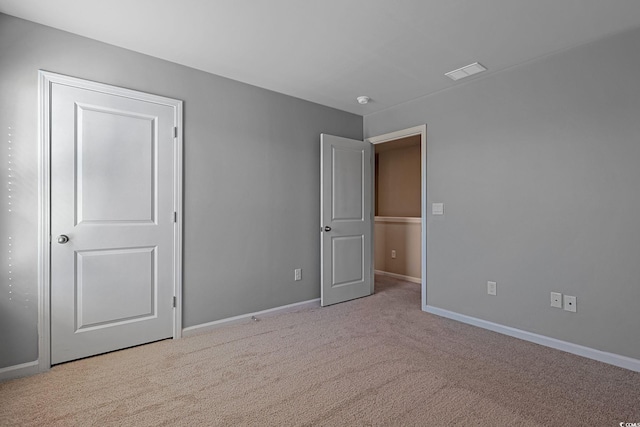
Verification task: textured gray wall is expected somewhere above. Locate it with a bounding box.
[0,13,362,369]
[365,27,640,360]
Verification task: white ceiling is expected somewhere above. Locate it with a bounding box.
[2,0,640,115]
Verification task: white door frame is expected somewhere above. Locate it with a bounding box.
[367,125,427,309]
[37,71,183,371]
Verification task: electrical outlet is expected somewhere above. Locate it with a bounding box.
[487,281,497,296]
[550,292,562,308]
[391,250,396,259]
[294,268,301,281]
[563,295,576,312]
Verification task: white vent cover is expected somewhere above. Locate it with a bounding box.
[445,62,487,81]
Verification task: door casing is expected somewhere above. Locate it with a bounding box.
[367,125,427,309]
[37,71,183,371]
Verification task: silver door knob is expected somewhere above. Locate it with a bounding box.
[324,226,332,232]
[57,235,69,244]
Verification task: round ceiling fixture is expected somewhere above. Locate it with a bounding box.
[356,96,370,105]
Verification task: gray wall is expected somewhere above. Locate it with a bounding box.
[365,26,640,360]
[0,13,362,369]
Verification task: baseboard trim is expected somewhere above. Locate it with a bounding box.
[424,305,640,372]
[0,360,39,382]
[375,270,421,284]
[183,298,321,337]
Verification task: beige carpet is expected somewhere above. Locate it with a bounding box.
[1,275,639,426]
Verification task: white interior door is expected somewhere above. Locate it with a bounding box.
[48,73,180,364]
[320,134,373,306]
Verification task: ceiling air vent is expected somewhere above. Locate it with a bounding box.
[445,62,487,81]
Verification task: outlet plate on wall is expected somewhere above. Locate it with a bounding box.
[294,268,301,281]
[563,295,577,312]
[550,292,562,308]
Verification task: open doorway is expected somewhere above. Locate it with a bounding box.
[368,125,427,308]
[374,135,421,282]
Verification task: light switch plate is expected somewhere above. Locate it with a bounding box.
[487,281,497,296]
[432,203,444,215]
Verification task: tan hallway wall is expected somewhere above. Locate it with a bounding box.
[374,138,421,280]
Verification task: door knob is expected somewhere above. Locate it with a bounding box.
[57,235,69,244]
[323,226,332,232]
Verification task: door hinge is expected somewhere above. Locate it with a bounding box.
[172,296,177,308]
[173,211,177,223]
[174,127,178,138]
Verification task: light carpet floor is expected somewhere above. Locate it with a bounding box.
[1,275,639,426]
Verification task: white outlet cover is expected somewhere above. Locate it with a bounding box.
[432,203,444,215]
[550,292,562,308]
[563,295,577,312]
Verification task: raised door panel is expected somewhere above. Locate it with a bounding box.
[75,247,156,330]
[332,146,364,221]
[76,104,156,224]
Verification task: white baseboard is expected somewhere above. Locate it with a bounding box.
[0,360,39,382]
[424,305,640,373]
[183,298,321,337]
[375,270,421,284]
